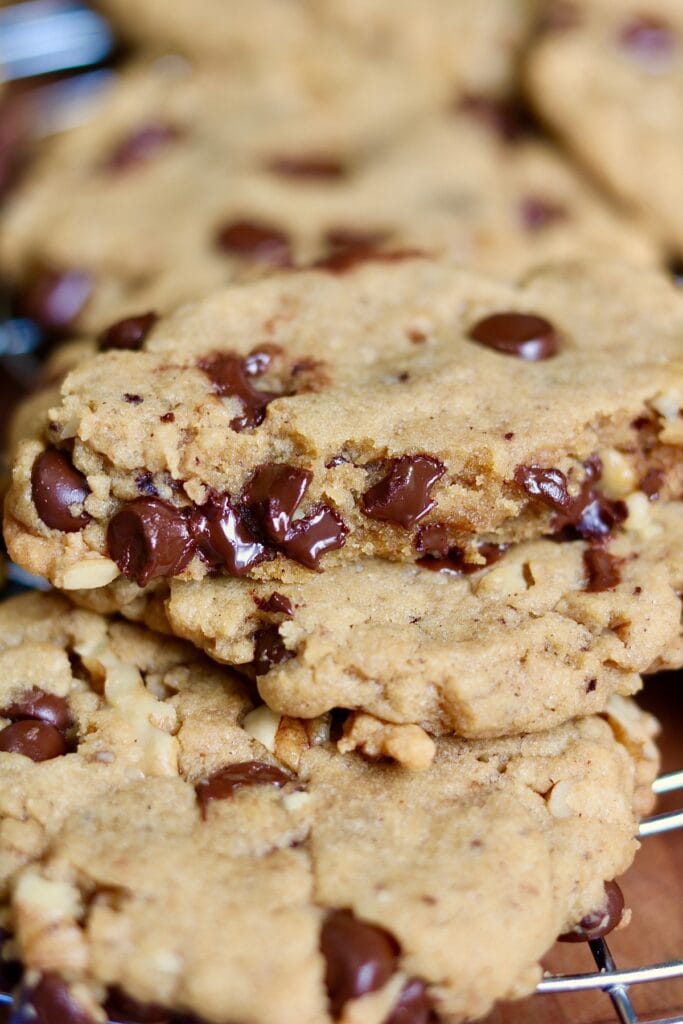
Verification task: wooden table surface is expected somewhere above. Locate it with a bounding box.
[484,676,683,1024]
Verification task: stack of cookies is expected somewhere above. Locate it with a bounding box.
[0,2,682,1022]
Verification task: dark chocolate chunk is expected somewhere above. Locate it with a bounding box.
[416,536,506,576]
[385,979,434,1024]
[31,449,91,532]
[362,456,445,529]
[0,720,67,761]
[98,312,158,351]
[559,881,625,942]
[252,625,295,676]
[279,505,348,569]
[216,219,292,267]
[321,909,399,1018]
[107,498,194,586]
[243,464,312,543]
[583,547,621,593]
[256,593,294,617]
[20,269,92,332]
[514,465,571,510]
[1,689,71,731]
[469,312,559,360]
[195,760,290,817]
[200,352,278,431]
[103,123,179,172]
[24,974,94,1024]
[192,494,269,576]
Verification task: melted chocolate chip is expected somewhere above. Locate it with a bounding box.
[1,689,71,731]
[619,16,675,60]
[252,625,295,676]
[25,975,93,1024]
[321,910,399,1017]
[105,989,169,1024]
[583,547,621,593]
[416,533,506,576]
[216,220,292,267]
[386,979,433,1024]
[519,196,568,232]
[31,449,91,532]
[0,720,67,761]
[104,123,179,172]
[243,464,312,543]
[192,494,268,576]
[98,312,158,351]
[514,465,571,510]
[314,247,422,274]
[554,486,628,541]
[256,592,294,617]
[107,498,194,586]
[469,312,559,360]
[279,505,348,569]
[195,760,290,817]
[362,456,445,529]
[200,352,278,431]
[267,155,346,179]
[640,467,664,500]
[20,269,92,331]
[559,881,625,942]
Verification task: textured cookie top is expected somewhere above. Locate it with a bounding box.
[95,0,539,101]
[6,259,683,589]
[0,59,655,334]
[527,0,683,252]
[0,593,657,1024]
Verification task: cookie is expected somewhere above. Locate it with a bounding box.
[6,259,683,590]
[526,0,683,255]
[64,498,683,752]
[0,62,656,335]
[0,592,658,1024]
[94,0,539,102]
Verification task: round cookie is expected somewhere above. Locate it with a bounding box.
[526,0,683,255]
[0,592,659,1024]
[0,61,657,336]
[6,259,683,590]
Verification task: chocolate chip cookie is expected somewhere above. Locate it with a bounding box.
[0,61,656,335]
[527,0,683,255]
[6,259,683,591]
[94,0,539,103]
[0,592,658,1024]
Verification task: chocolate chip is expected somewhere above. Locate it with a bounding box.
[1,689,71,731]
[469,312,559,360]
[267,155,346,179]
[200,352,278,431]
[216,219,292,267]
[103,123,179,173]
[514,465,571,510]
[20,269,92,331]
[414,523,451,557]
[25,975,93,1024]
[192,494,269,576]
[243,464,312,543]
[279,505,348,569]
[256,593,294,617]
[107,498,194,586]
[559,881,625,942]
[619,16,675,61]
[98,312,158,352]
[160,412,175,424]
[583,547,621,593]
[519,196,568,232]
[124,393,143,405]
[362,456,445,529]
[386,979,434,1024]
[321,910,399,1018]
[554,485,628,541]
[314,247,422,274]
[0,720,67,761]
[195,760,290,817]
[31,449,91,532]
[416,535,506,576]
[640,467,664,500]
[105,989,169,1023]
[252,625,295,676]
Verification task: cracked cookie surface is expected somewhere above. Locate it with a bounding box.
[0,592,658,1024]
